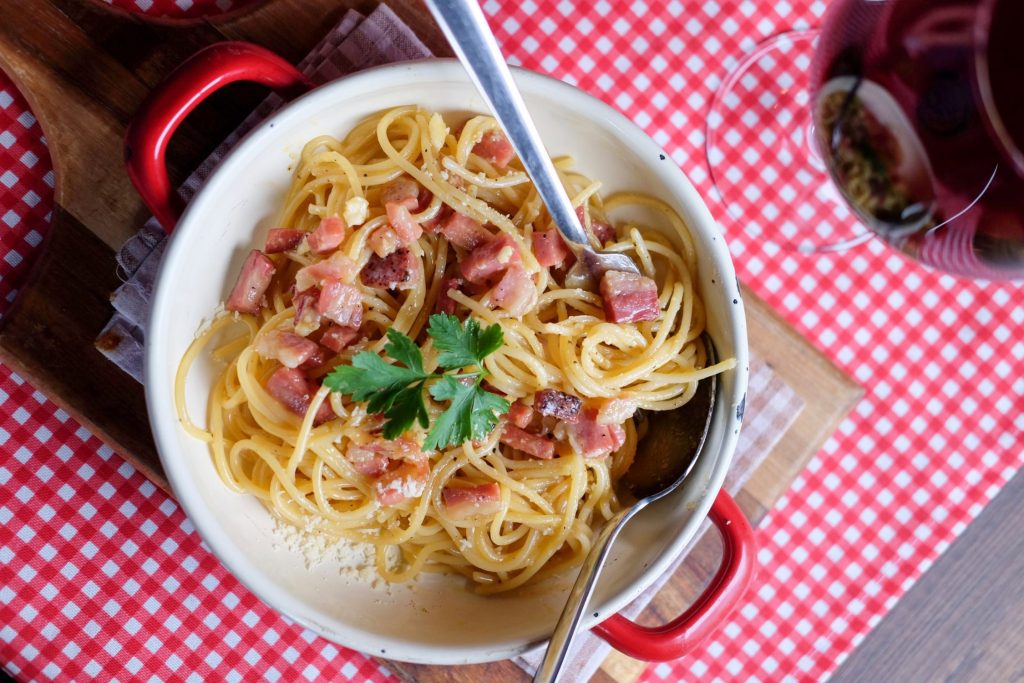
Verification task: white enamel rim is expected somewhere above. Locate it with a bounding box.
[145,59,749,664]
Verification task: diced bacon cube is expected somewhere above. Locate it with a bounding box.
[460,234,521,284]
[379,176,420,210]
[345,444,391,477]
[298,346,327,373]
[359,247,420,290]
[292,287,322,336]
[435,275,465,315]
[385,202,424,244]
[264,228,304,253]
[369,225,401,258]
[420,203,452,234]
[307,216,346,254]
[265,367,309,415]
[591,221,616,244]
[374,459,429,506]
[320,324,360,353]
[596,397,638,425]
[570,408,626,458]
[265,367,335,425]
[534,389,582,422]
[379,437,428,463]
[295,252,358,292]
[500,424,555,459]
[574,206,617,245]
[505,400,534,429]
[255,330,320,369]
[443,483,502,520]
[415,187,434,213]
[317,279,363,328]
[532,229,571,267]
[472,130,515,169]
[440,211,493,250]
[489,264,535,316]
[226,250,276,315]
[600,271,660,324]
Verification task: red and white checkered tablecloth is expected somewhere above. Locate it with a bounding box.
[2,1,1023,681]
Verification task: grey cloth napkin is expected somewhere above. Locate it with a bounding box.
[95,7,806,679]
[96,6,429,380]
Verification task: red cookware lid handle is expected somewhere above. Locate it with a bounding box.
[124,42,313,233]
[593,489,757,661]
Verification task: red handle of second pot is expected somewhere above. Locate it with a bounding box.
[593,489,757,661]
[124,41,312,233]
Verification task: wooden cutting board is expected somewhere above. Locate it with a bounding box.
[0,1,862,681]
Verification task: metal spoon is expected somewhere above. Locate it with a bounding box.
[533,335,718,683]
[424,0,641,277]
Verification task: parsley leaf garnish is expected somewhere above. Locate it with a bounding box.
[383,327,424,375]
[428,314,504,370]
[324,314,509,448]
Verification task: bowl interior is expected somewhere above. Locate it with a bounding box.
[147,61,748,664]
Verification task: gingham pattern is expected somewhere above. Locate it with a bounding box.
[0,92,52,319]
[2,1,1024,682]
[97,0,254,20]
[704,29,873,253]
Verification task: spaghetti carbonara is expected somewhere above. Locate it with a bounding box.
[177,106,733,593]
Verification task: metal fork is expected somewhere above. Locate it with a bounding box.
[424,0,642,277]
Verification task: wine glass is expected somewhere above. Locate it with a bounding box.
[706,0,1024,280]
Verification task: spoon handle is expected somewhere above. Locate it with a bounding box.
[532,503,644,683]
[423,0,591,248]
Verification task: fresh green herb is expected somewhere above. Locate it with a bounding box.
[323,314,509,449]
[428,315,504,370]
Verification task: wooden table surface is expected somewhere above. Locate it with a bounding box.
[0,1,862,681]
[1,1,1021,682]
[832,466,1024,683]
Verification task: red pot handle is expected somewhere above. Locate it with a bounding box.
[124,41,313,233]
[594,490,756,661]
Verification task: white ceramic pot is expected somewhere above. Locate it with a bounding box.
[129,43,751,665]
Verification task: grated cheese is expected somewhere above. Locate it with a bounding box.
[343,196,369,226]
[271,517,384,588]
[428,112,449,151]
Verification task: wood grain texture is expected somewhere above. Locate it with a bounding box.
[0,206,163,489]
[831,468,1024,683]
[0,2,861,681]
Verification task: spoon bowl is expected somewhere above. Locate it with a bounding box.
[533,334,719,683]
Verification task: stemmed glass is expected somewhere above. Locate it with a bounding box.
[706,0,1024,280]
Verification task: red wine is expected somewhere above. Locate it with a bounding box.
[811,0,1024,279]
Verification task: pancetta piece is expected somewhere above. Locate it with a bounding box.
[319,324,360,353]
[570,408,626,458]
[472,130,515,169]
[226,250,275,315]
[531,229,571,267]
[500,424,555,460]
[317,279,363,328]
[440,211,493,250]
[264,228,304,254]
[307,216,346,255]
[489,264,534,316]
[443,483,502,519]
[255,330,320,369]
[360,247,420,290]
[599,271,660,324]
[264,367,335,425]
[533,389,582,423]
[460,234,521,284]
